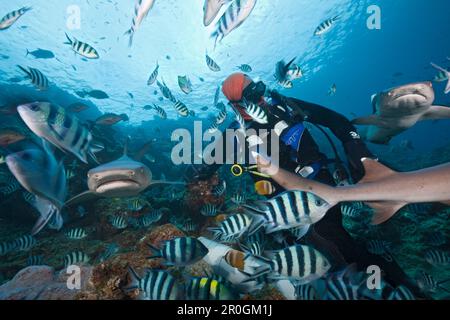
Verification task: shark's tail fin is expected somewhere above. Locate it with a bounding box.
[358,158,407,225]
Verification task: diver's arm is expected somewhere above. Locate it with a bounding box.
[284,96,375,181]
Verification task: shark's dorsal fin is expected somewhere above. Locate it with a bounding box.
[359,158,396,184]
[123,136,130,156]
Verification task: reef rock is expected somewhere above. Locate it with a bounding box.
[0,265,93,300]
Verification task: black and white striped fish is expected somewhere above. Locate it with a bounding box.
[314,16,340,36]
[416,271,450,293]
[146,104,167,120]
[242,191,331,234]
[27,255,44,266]
[387,285,415,300]
[0,241,16,256]
[0,7,31,30]
[125,0,156,47]
[243,102,268,124]
[147,62,159,85]
[138,210,163,227]
[127,267,179,300]
[278,79,293,89]
[425,249,450,266]
[201,203,219,217]
[296,284,318,300]
[173,101,190,117]
[241,240,262,256]
[182,220,197,233]
[212,180,226,196]
[65,228,88,240]
[340,204,360,218]
[207,121,219,134]
[286,64,303,81]
[18,66,49,90]
[156,80,177,103]
[206,52,221,72]
[186,277,236,300]
[237,64,253,73]
[262,245,331,284]
[17,102,101,164]
[0,180,20,195]
[13,235,37,251]
[64,33,99,59]
[147,237,209,266]
[209,213,252,242]
[110,215,128,229]
[425,232,447,247]
[128,198,149,212]
[231,192,246,205]
[366,240,391,256]
[210,0,257,47]
[215,109,228,125]
[213,86,221,107]
[64,251,90,268]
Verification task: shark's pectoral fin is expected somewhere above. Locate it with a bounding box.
[421,106,450,121]
[151,180,186,186]
[64,190,97,207]
[367,201,408,225]
[351,115,386,127]
[360,158,397,183]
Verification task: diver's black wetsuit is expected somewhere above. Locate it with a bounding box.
[185,91,425,298]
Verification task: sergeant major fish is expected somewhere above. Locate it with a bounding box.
[147,237,209,266]
[0,7,31,30]
[125,0,156,47]
[147,62,159,86]
[314,16,340,36]
[17,66,49,90]
[211,0,257,48]
[64,33,99,59]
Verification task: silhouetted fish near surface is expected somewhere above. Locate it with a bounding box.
[93,113,129,126]
[76,89,109,99]
[26,48,55,59]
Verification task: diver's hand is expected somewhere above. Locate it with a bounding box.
[252,152,279,176]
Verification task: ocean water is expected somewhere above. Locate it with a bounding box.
[0,0,449,301]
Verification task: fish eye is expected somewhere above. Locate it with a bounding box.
[29,104,40,112]
[315,199,323,206]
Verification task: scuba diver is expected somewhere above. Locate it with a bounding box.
[184,72,425,298]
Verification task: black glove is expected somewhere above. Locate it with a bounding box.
[343,139,376,182]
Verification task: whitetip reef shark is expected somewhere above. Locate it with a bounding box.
[352,82,450,144]
[65,141,184,207]
[254,154,450,225]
